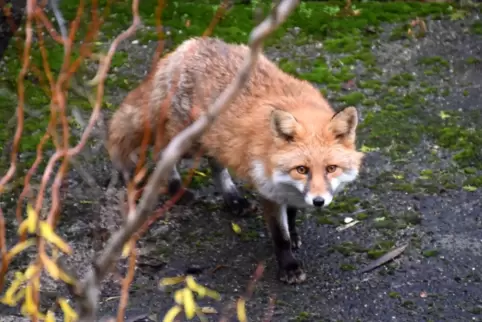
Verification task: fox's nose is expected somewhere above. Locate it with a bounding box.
[312,197,325,207]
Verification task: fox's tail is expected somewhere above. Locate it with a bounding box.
[106,99,152,174]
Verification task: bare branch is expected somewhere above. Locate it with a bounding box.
[74,0,300,320]
[49,0,69,53]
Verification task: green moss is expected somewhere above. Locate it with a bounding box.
[389,23,410,41]
[463,89,469,96]
[392,183,417,193]
[471,21,482,35]
[389,291,401,299]
[401,300,416,310]
[466,57,481,65]
[338,92,365,105]
[110,51,129,68]
[333,242,367,257]
[388,73,415,87]
[356,213,369,220]
[278,59,298,75]
[317,216,335,225]
[340,263,356,271]
[295,311,311,322]
[464,167,478,175]
[402,211,422,225]
[464,176,482,188]
[422,249,439,257]
[362,99,376,106]
[429,112,482,170]
[367,249,386,259]
[324,36,359,53]
[418,56,449,67]
[326,196,360,214]
[358,79,382,90]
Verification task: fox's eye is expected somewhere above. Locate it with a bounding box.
[326,165,337,173]
[296,166,309,175]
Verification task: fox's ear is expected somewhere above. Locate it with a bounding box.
[329,106,358,145]
[270,109,300,141]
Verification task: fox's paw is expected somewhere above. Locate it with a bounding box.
[291,234,302,251]
[278,259,306,285]
[222,190,251,216]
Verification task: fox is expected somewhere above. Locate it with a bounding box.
[106,36,365,284]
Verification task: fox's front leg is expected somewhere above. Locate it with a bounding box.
[207,157,250,215]
[287,206,302,250]
[262,198,306,284]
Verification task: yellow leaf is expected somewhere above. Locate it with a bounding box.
[231,222,241,234]
[1,271,26,306]
[174,289,184,305]
[6,239,36,261]
[45,310,56,322]
[200,306,218,314]
[17,219,29,236]
[1,287,24,306]
[25,283,38,316]
[40,252,60,280]
[236,297,247,322]
[9,288,26,306]
[185,276,220,301]
[38,222,72,254]
[162,305,182,322]
[160,276,185,286]
[26,203,39,234]
[185,276,200,293]
[183,288,196,319]
[193,170,207,177]
[58,298,78,322]
[24,264,39,279]
[121,240,135,258]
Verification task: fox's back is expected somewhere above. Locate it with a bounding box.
[155,37,335,177]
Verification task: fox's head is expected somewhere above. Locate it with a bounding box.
[260,105,364,209]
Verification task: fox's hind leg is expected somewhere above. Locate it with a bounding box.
[207,157,250,215]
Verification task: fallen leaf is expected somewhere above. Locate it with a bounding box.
[358,243,409,274]
[439,111,450,119]
[200,306,218,314]
[160,276,185,286]
[162,305,182,322]
[183,288,197,319]
[336,219,360,232]
[231,222,242,234]
[236,298,247,322]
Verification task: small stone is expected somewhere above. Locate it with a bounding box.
[344,217,354,224]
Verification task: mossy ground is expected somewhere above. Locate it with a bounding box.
[1,1,482,321]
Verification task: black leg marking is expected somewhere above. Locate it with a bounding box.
[262,200,306,284]
[167,165,196,205]
[287,206,301,251]
[207,157,250,215]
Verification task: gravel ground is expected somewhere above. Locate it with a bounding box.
[1,7,482,322]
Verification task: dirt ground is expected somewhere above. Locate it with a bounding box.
[1,5,482,322]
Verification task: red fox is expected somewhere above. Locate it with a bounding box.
[106,37,365,284]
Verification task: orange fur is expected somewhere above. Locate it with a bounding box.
[106,37,363,185]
